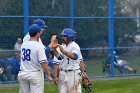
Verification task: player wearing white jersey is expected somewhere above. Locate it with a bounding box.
[18,24,53,93]
[52,28,83,93]
[23,19,51,54]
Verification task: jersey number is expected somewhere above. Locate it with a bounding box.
[67,58,69,64]
[22,48,31,61]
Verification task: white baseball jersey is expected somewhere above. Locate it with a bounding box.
[20,41,47,72]
[18,41,47,93]
[53,41,83,93]
[53,41,83,70]
[23,33,43,45]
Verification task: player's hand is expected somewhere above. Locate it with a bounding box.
[57,44,65,53]
[82,71,88,78]
[51,35,57,41]
[51,43,59,49]
[48,76,53,82]
[49,35,58,48]
[83,76,89,84]
[54,76,58,85]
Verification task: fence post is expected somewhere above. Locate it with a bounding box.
[70,0,74,29]
[108,0,115,77]
[23,0,29,36]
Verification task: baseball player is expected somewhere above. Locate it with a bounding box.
[52,28,83,93]
[23,19,52,54]
[18,24,53,93]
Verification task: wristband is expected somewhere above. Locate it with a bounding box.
[84,76,89,81]
[83,70,86,72]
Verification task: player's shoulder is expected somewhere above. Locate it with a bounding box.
[24,33,30,38]
[23,33,30,42]
[22,41,42,46]
[71,41,80,47]
[33,41,44,47]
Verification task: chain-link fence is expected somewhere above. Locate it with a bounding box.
[0,0,140,83]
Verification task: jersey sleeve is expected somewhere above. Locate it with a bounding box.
[44,46,51,54]
[78,51,84,61]
[70,45,80,59]
[38,45,47,63]
[53,48,61,64]
[53,56,60,64]
[71,44,84,61]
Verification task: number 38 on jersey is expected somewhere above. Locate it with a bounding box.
[22,48,31,61]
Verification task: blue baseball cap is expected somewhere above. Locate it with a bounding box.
[29,24,41,35]
[33,19,48,28]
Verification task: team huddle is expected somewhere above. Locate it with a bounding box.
[18,19,92,93]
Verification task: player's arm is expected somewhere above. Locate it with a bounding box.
[51,40,64,60]
[53,63,59,85]
[52,47,59,58]
[40,62,53,82]
[53,55,60,85]
[38,45,53,82]
[44,46,51,54]
[80,60,88,78]
[44,35,58,55]
[57,44,78,60]
[80,60,92,92]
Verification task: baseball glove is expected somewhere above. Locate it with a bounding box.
[82,76,92,92]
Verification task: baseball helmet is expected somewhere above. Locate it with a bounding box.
[29,24,41,35]
[60,28,76,41]
[33,19,48,28]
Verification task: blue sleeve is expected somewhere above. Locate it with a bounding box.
[44,46,51,54]
[73,53,78,60]
[58,54,64,60]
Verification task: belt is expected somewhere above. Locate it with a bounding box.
[60,68,79,72]
[19,69,41,72]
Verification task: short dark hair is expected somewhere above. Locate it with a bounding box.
[29,31,38,37]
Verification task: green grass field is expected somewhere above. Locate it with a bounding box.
[85,55,140,76]
[0,55,140,93]
[0,77,140,93]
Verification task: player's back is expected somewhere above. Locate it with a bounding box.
[23,33,44,45]
[20,41,46,72]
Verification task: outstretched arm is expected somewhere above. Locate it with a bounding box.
[45,35,58,54]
